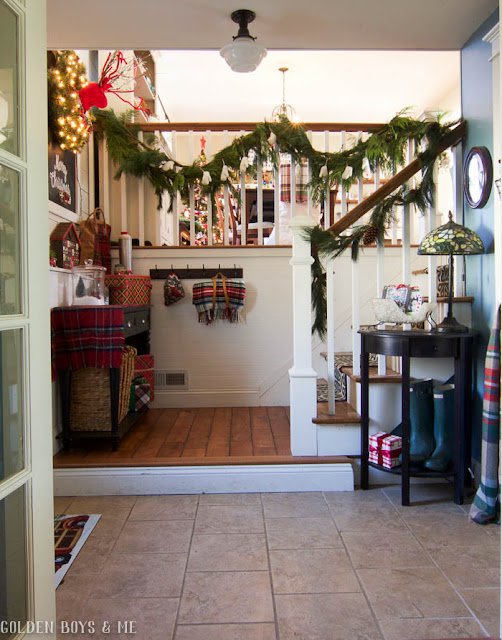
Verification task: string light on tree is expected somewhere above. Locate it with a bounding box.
[48,50,90,153]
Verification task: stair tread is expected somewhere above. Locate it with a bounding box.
[341,366,401,384]
[313,400,361,425]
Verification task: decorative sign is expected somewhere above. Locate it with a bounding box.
[48,142,77,213]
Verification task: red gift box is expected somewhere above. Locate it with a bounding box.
[369,431,402,452]
[129,382,151,412]
[369,447,401,469]
[134,354,154,401]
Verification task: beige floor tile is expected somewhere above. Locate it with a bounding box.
[342,529,433,569]
[383,483,457,506]
[68,598,179,640]
[401,511,494,549]
[195,505,264,534]
[266,516,343,550]
[56,573,96,621]
[68,496,137,511]
[324,488,389,508]
[330,505,408,533]
[54,496,74,514]
[113,519,193,553]
[460,588,501,639]
[175,623,277,639]
[379,617,485,640]
[90,553,187,599]
[187,533,268,571]
[357,567,470,619]
[66,535,116,575]
[178,571,274,624]
[128,495,198,520]
[483,524,501,542]
[82,508,132,542]
[198,493,262,506]
[262,492,330,518]
[270,548,360,594]
[275,592,382,639]
[429,544,500,588]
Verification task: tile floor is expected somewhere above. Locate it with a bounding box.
[54,484,500,640]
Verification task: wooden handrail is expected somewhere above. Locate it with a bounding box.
[137,121,387,133]
[328,120,467,237]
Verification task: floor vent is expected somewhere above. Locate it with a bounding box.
[154,370,189,390]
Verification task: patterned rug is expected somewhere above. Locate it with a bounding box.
[318,353,378,402]
[54,514,100,588]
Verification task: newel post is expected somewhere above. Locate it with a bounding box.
[288,215,318,456]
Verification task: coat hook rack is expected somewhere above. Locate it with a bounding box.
[149,265,243,280]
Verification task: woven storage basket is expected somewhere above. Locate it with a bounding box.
[69,345,137,431]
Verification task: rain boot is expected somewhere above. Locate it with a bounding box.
[409,378,436,464]
[424,384,455,471]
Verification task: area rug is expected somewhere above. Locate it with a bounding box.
[318,353,378,402]
[54,514,100,588]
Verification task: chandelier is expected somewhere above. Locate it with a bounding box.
[271,67,296,121]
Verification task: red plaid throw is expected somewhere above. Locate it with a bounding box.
[51,306,124,376]
[280,162,308,203]
[192,278,245,325]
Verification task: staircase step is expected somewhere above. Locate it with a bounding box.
[313,400,360,425]
[319,352,401,384]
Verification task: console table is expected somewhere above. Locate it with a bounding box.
[51,305,150,450]
[359,329,473,506]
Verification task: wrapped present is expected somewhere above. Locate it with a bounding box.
[129,376,151,412]
[369,448,401,469]
[369,431,402,452]
[134,354,154,401]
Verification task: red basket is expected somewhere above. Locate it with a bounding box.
[105,275,152,306]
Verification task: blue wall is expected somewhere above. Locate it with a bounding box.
[461,9,499,461]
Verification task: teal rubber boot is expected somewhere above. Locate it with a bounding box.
[424,384,455,471]
[409,378,436,463]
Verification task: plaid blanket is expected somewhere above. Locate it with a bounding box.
[470,305,501,524]
[280,162,308,203]
[192,278,245,325]
[51,306,124,376]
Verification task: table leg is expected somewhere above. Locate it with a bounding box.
[59,370,72,452]
[401,342,410,506]
[110,367,120,451]
[361,337,370,490]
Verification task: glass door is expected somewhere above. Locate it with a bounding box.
[0,1,55,637]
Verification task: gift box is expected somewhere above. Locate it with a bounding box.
[129,376,151,412]
[369,448,401,469]
[134,354,154,401]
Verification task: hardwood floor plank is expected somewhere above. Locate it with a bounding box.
[157,442,183,457]
[274,435,292,456]
[182,448,207,458]
[268,406,290,437]
[253,446,278,456]
[210,407,232,438]
[188,407,215,439]
[164,409,197,443]
[230,440,253,456]
[231,407,252,442]
[206,437,230,457]
[133,409,180,458]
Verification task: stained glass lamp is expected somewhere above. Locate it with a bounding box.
[418,211,484,332]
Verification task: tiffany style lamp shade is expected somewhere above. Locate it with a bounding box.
[418,212,484,332]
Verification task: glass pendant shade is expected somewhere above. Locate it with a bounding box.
[220,37,267,73]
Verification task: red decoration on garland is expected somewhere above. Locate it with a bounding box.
[79,51,151,117]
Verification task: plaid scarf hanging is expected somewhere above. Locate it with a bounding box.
[192,276,245,325]
[280,162,308,203]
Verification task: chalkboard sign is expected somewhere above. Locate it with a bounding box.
[48,142,77,213]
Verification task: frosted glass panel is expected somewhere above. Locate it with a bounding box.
[0,3,19,156]
[0,330,24,482]
[0,165,21,315]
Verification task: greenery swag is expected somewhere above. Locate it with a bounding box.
[93,108,459,338]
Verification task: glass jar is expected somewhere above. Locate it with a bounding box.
[71,259,107,305]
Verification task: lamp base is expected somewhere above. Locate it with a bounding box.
[435,315,469,333]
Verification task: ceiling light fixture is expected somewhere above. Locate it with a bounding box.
[271,67,296,121]
[220,9,267,73]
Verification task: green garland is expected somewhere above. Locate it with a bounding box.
[93,108,460,338]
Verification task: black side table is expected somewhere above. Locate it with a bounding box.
[359,329,473,506]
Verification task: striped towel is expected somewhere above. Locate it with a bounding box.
[280,162,308,203]
[470,305,501,524]
[192,278,246,325]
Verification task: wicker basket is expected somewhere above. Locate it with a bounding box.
[69,345,137,431]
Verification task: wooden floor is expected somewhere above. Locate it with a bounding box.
[53,406,351,468]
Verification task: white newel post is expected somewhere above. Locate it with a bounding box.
[289,215,318,456]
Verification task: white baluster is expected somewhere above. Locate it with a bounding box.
[323,130,330,230]
[402,140,412,331]
[289,215,318,455]
[326,256,336,414]
[340,131,347,219]
[171,131,180,246]
[206,130,212,246]
[138,131,145,246]
[452,143,465,297]
[188,130,195,246]
[88,130,95,213]
[257,156,263,245]
[240,130,247,246]
[375,166,386,375]
[223,130,230,245]
[290,156,297,218]
[427,165,438,326]
[307,130,313,217]
[352,146,363,377]
[274,143,280,245]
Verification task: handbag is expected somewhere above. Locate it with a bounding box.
[79,207,111,273]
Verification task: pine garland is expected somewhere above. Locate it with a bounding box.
[92,108,460,338]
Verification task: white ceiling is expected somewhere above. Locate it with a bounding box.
[47,0,497,51]
[155,50,461,123]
